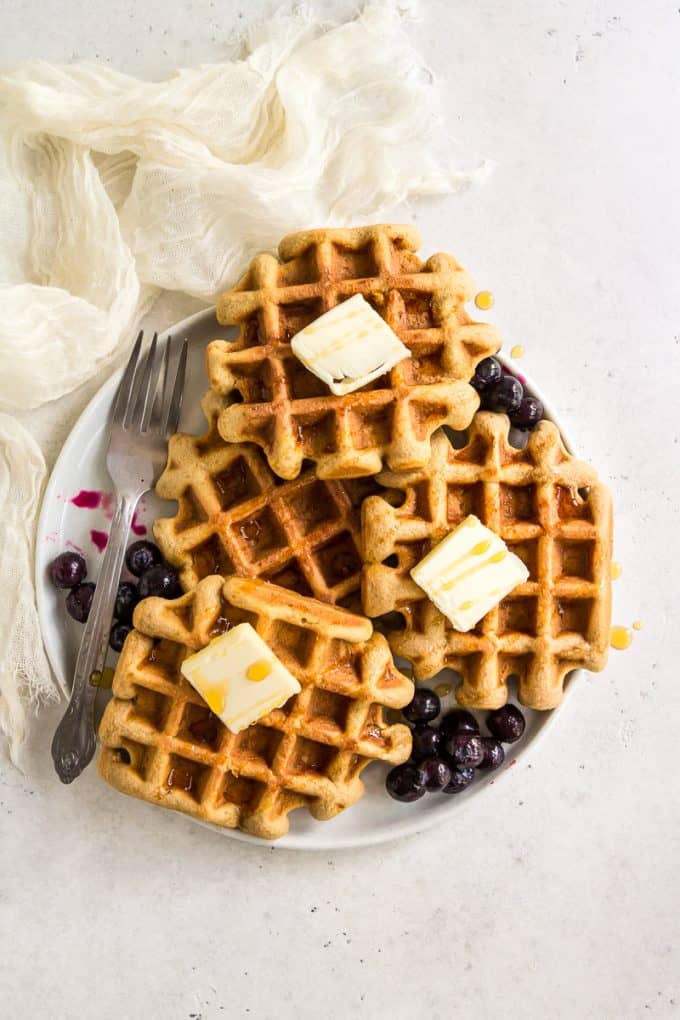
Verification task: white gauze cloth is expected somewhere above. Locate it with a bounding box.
[0,0,484,763]
[0,415,56,765]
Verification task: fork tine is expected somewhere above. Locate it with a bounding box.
[126,332,157,430]
[139,334,164,432]
[123,332,154,429]
[161,335,171,405]
[111,330,143,426]
[149,338,171,433]
[163,338,188,436]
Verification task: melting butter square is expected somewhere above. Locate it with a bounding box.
[410,515,529,632]
[180,622,301,734]
[290,293,410,395]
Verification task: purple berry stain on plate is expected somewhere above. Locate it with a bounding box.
[131,511,147,536]
[69,488,115,519]
[90,529,109,552]
[101,492,114,520]
[71,489,102,509]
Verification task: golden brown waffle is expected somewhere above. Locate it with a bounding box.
[207,224,500,480]
[154,394,382,611]
[98,576,414,840]
[362,415,613,709]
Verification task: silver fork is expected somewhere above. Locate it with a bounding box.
[51,331,188,784]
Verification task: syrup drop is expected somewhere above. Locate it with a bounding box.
[474,291,494,311]
[610,626,632,651]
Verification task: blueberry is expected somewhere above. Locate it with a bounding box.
[125,540,163,578]
[385,762,426,802]
[411,725,444,762]
[442,766,476,794]
[114,582,139,623]
[479,737,505,770]
[109,622,132,653]
[482,374,523,414]
[444,732,485,768]
[510,395,544,430]
[66,582,95,623]
[402,688,440,725]
[137,564,182,600]
[487,704,526,743]
[440,708,479,738]
[418,756,452,791]
[50,552,87,589]
[471,356,502,392]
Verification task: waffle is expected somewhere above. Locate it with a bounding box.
[362,415,613,709]
[98,576,414,840]
[207,224,500,480]
[154,393,382,611]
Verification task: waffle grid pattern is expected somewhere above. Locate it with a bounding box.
[208,224,499,480]
[362,415,612,709]
[154,412,381,610]
[99,577,414,840]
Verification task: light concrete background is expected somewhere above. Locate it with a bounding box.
[1,1,678,1017]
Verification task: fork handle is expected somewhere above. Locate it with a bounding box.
[51,494,139,783]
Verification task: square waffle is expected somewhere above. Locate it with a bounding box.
[98,576,414,840]
[153,394,381,612]
[207,224,500,480]
[361,415,613,709]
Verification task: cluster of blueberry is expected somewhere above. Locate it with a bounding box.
[386,687,526,802]
[49,540,181,652]
[471,357,544,430]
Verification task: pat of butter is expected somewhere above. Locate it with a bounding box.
[410,515,529,632]
[180,623,301,734]
[290,294,410,395]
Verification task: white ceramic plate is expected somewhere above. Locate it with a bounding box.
[36,306,573,850]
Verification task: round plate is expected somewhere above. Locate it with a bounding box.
[36,306,572,850]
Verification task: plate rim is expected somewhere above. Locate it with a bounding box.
[35,304,578,851]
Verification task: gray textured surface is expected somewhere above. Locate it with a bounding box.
[0,1,678,1017]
